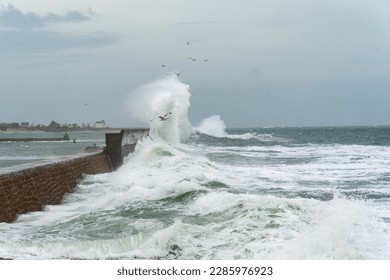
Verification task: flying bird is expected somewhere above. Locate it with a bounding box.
[161,65,167,67]
[204,58,208,62]
[159,112,172,121]
[187,41,190,45]
[150,112,173,122]
[165,72,180,77]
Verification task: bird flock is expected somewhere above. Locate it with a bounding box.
[161,41,208,76]
[153,41,208,122]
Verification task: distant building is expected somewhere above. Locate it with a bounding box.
[66,123,78,128]
[0,123,19,130]
[94,120,106,128]
[49,121,61,128]
[21,122,30,127]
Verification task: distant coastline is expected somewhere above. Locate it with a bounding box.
[0,120,120,133]
[0,126,120,133]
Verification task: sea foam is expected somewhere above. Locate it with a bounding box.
[124,74,192,143]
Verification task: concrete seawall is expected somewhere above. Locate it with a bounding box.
[0,129,149,223]
[105,128,149,170]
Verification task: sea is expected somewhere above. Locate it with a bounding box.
[1,76,390,260]
[0,131,107,173]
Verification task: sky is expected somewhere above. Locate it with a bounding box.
[1,0,390,128]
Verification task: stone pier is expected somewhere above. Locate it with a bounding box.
[0,129,149,223]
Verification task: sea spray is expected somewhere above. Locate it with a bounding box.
[195,115,227,137]
[123,75,232,141]
[2,89,390,260]
[124,74,192,143]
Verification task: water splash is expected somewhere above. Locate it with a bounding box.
[195,115,227,137]
[124,74,192,143]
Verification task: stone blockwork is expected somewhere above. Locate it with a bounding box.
[0,153,111,223]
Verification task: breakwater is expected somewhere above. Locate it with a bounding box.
[105,128,149,170]
[0,129,149,223]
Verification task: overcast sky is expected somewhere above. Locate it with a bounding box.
[1,0,390,128]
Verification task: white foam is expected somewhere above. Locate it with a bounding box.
[1,136,390,259]
[195,115,227,137]
[2,77,390,260]
[265,195,390,259]
[123,74,192,143]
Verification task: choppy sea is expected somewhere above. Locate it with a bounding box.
[1,125,390,260]
[0,130,107,173]
[1,76,389,260]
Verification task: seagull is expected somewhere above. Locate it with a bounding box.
[187,41,190,45]
[158,112,172,121]
[165,72,180,77]
[204,58,208,62]
[150,112,172,122]
[161,65,167,68]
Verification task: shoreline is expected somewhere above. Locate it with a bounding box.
[0,127,121,133]
[0,137,66,142]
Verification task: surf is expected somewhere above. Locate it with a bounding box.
[123,74,192,144]
[1,77,390,260]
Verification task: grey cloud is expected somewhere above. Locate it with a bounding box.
[0,30,118,53]
[0,3,90,29]
[0,4,117,53]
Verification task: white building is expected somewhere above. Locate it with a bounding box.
[94,120,106,128]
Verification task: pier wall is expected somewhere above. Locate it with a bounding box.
[0,153,111,223]
[106,128,149,170]
[0,129,149,223]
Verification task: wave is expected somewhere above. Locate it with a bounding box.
[1,77,389,260]
[123,76,284,145]
[195,115,227,137]
[194,116,287,143]
[123,74,192,144]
